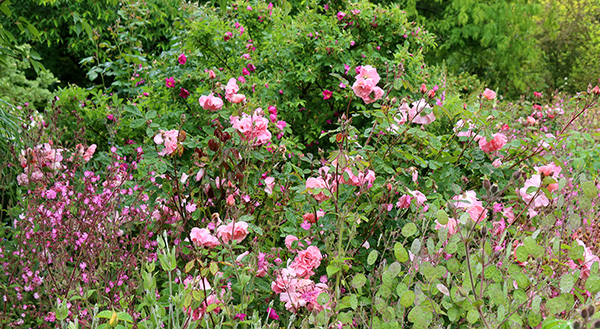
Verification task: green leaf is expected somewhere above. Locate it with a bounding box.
[130,118,146,129]
[515,245,528,262]
[317,292,330,306]
[327,265,341,276]
[581,181,598,198]
[585,275,600,293]
[545,297,567,314]
[402,222,418,237]
[394,243,409,262]
[559,274,574,293]
[145,110,157,120]
[400,290,416,307]
[437,209,449,225]
[367,250,378,266]
[351,273,367,289]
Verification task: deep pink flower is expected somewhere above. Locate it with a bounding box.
[178,53,187,65]
[323,89,332,100]
[337,12,346,20]
[179,88,190,99]
[165,77,175,88]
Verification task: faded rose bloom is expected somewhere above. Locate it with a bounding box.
[199,94,224,111]
[154,130,181,156]
[216,221,249,244]
[408,99,435,125]
[190,228,221,248]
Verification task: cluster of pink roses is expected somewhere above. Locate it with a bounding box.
[352,65,384,104]
[230,108,272,146]
[306,160,377,202]
[271,246,329,312]
[341,167,376,188]
[190,221,249,248]
[17,143,65,186]
[225,78,246,103]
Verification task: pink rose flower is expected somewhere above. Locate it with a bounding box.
[285,235,305,252]
[478,133,507,153]
[190,228,220,248]
[199,94,224,111]
[216,221,249,244]
[337,12,346,20]
[322,89,332,100]
[408,99,436,125]
[271,267,297,294]
[435,217,458,236]
[154,129,181,156]
[290,246,322,278]
[264,176,275,195]
[482,88,496,100]
[305,177,330,202]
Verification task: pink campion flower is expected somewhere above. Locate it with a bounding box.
[154,130,181,156]
[179,88,190,99]
[178,53,187,65]
[337,12,346,20]
[533,91,542,98]
[107,114,115,121]
[322,89,332,100]
[199,94,224,111]
[482,88,496,100]
[224,31,233,41]
[478,133,507,153]
[264,176,275,195]
[242,68,250,75]
[290,246,322,278]
[408,99,436,125]
[190,228,220,248]
[216,221,249,244]
[267,308,279,320]
[165,77,175,88]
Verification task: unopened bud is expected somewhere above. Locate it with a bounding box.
[512,171,522,180]
[592,85,600,94]
[482,179,491,191]
[420,83,427,93]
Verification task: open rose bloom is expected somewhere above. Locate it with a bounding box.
[352,65,384,104]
